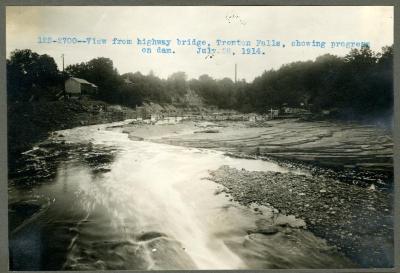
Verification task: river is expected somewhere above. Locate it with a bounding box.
[8,120,354,270]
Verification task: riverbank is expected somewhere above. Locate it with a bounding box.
[8,100,133,167]
[207,166,393,268]
[8,100,212,171]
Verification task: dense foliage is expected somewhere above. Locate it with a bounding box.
[189,46,393,119]
[7,49,62,101]
[7,45,393,119]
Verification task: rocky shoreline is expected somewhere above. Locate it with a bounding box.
[207,165,394,268]
[8,100,133,168]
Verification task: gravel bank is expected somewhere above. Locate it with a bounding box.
[208,166,394,268]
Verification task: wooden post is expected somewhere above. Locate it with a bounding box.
[235,63,237,84]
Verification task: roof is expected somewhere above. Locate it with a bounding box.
[124,78,134,84]
[69,77,97,87]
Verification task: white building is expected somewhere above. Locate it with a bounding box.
[65,77,98,97]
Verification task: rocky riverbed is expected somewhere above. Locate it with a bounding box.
[136,119,393,190]
[207,166,394,268]
[151,119,393,173]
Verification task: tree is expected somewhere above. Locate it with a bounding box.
[167,72,188,101]
[66,57,123,103]
[7,49,60,101]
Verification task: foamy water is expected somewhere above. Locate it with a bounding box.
[9,120,354,270]
[57,122,290,269]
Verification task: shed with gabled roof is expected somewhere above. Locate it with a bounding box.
[65,77,98,96]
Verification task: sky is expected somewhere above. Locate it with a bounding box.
[6,6,393,82]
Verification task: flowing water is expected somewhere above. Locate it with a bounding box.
[9,120,354,270]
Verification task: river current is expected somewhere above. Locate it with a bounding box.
[8,120,354,270]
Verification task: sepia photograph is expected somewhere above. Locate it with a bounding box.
[5,4,395,271]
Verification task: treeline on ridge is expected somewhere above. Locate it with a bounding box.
[7,45,393,120]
